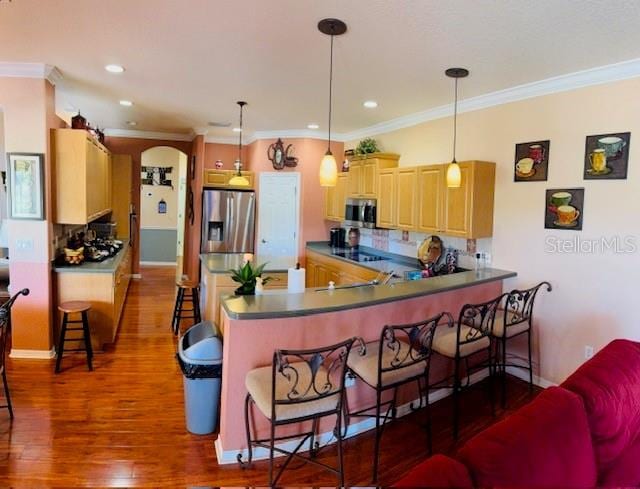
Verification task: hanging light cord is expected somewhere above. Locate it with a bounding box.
[452,76,458,163]
[237,103,243,175]
[327,30,334,155]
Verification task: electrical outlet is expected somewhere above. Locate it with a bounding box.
[584,345,594,360]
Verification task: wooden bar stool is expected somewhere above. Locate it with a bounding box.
[171,280,201,335]
[55,301,93,373]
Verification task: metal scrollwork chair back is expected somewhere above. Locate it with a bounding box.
[503,281,553,328]
[1,288,30,419]
[457,293,506,350]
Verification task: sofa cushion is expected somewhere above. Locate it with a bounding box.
[457,386,597,487]
[599,436,640,486]
[561,339,640,482]
[393,454,472,488]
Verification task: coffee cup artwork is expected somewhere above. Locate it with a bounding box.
[514,140,550,182]
[545,188,584,231]
[584,132,630,180]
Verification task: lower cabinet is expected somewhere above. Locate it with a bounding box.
[55,246,132,350]
[305,249,379,288]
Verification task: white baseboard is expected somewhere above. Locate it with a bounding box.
[10,348,56,359]
[505,365,557,389]
[214,368,491,465]
[140,261,177,267]
[131,273,142,279]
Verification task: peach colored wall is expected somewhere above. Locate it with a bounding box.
[246,138,343,260]
[203,142,246,170]
[103,136,192,275]
[0,77,55,351]
[218,280,502,453]
[182,135,205,280]
[347,77,640,385]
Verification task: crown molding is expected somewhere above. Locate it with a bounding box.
[0,62,63,85]
[204,135,239,145]
[251,128,348,142]
[103,128,194,142]
[342,57,640,141]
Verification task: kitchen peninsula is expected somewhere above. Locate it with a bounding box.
[214,265,516,464]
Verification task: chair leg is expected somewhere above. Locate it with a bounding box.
[268,420,276,487]
[309,417,319,457]
[501,336,507,408]
[193,287,202,323]
[527,329,534,393]
[453,356,461,440]
[425,396,433,455]
[237,394,253,466]
[2,368,13,419]
[336,410,345,487]
[487,346,496,417]
[174,288,185,335]
[55,313,68,373]
[372,388,382,483]
[82,311,93,372]
[171,287,180,334]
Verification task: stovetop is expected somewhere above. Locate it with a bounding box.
[331,249,390,263]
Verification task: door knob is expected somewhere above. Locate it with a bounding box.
[261,239,267,243]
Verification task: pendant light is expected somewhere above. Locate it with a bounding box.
[229,101,250,187]
[445,67,469,188]
[318,18,347,187]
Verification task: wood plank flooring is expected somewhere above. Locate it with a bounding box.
[0,266,540,487]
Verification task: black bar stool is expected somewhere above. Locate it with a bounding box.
[55,301,93,373]
[171,280,201,335]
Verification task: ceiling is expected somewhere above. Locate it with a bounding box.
[1,0,640,140]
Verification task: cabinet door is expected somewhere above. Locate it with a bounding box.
[105,152,112,212]
[417,165,445,233]
[305,260,317,287]
[325,185,337,220]
[85,141,102,220]
[443,162,472,237]
[204,170,228,187]
[396,168,418,229]
[376,168,396,228]
[335,173,347,220]
[315,264,330,288]
[361,161,377,197]
[347,162,362,197]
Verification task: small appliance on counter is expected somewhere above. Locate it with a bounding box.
[88,221,117,239]
[329,227,346,248]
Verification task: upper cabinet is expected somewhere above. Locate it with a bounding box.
[347,153,399,199]
[324,172,348,222]
[203,169,255,189]
[376,160,495,238]
[53,129,112,224]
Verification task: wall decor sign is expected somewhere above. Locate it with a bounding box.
[7,153,45,220]
[514,140,550,182]
[141,166,173,187]
[584,132,630,180]
[545,188,584,231]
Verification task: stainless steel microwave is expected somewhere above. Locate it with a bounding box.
[344,198,377,229]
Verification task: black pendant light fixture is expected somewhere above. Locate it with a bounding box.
[229,101,249,186]
[445,67,469,188]
[318,18,347,187]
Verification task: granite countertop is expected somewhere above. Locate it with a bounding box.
[53,246,129,274]
[222,267,516,320]
[200,253,296,274]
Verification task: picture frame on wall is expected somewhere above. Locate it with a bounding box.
[7,153,45,220]
[583,132,630,180]
[514,140,550,182]
[544,188,584,231]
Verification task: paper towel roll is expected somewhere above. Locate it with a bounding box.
[287,267,306,294]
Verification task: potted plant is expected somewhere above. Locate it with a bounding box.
[229,258,272,295]
[355,137,380,155]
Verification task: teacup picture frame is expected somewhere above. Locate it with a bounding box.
[545,188,584,231]
[584,132,630,180]
[514,140,550,182]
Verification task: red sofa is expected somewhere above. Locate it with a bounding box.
[394,339,640,487]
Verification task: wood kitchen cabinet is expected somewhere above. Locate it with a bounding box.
[347,153,399,199]
[417,165,446,234]
[53,129,112,224]
[203,169,255,189]
[376,168,397,228]
[376,167,418,230]
[324,173,348,221]
[305,249,379,288]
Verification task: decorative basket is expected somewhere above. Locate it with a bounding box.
[63,247,85,265]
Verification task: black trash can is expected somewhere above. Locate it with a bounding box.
[176,321,223,434]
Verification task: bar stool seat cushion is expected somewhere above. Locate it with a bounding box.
[433,324,490,358]
[491,311,529,338]
[246,362,340,421]
[347,340,426,388]
[58,301,91,313]
[177,280,198,289]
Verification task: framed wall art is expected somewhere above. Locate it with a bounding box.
[7,152,45,220]
[514,140,550,182]
[584,132,630,180]
[545,188,584,231]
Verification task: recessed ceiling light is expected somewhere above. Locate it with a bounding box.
[307,123,320,130]
[363,100,378,108]
[119,100,133,107]
[126,121,137,126]
[232,127,242,132]
[105,64,125,73]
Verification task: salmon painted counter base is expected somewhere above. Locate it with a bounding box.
[215,271,514,464]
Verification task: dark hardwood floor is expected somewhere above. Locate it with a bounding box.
[0,266,540,487]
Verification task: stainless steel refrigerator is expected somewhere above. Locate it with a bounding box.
[201,189,256,253]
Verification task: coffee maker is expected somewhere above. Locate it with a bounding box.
[329,227,346,248]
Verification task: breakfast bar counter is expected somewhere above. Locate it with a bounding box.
[215,266,516,464]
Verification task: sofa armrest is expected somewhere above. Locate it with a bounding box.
[393,454,472,488]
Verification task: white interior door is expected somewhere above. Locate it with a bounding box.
[257,173,300,263]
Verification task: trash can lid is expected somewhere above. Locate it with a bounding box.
[178,321,223,365]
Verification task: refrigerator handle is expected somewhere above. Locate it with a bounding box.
[226,193,234,251]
